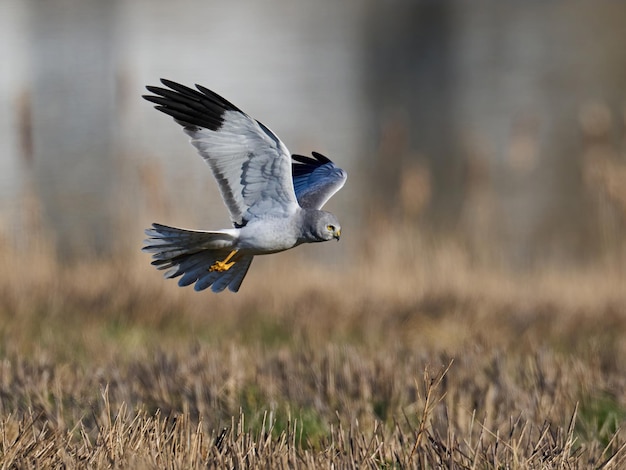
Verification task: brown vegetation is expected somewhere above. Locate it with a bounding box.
[0,214,625,468]
[1,103,625,467]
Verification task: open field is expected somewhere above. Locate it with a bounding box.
[0,224,625,469]
[3,2,626,468]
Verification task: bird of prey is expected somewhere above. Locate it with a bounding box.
[142,79,347,293]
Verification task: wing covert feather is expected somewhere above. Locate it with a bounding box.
[291,152,347,209]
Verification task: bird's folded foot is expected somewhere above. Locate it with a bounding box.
[209,250,237,272]
[209,260,235,272]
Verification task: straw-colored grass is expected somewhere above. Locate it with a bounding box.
[0,213,625,469]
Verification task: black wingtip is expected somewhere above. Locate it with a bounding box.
[143,79,229,131]
[142,94,165,105]
[159,78,192,93]
[292,152,332,165]
[143,79,246,131]
[311,151,331,163]
[145,85,163,94]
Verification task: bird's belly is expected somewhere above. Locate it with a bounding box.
[237,219,298,254]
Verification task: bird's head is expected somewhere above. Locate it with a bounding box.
[307,211,341,242]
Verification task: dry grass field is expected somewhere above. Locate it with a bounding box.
[5,3,626,467]
[0,215,625,469]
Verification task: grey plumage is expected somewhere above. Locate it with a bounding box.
[142,80,346,292]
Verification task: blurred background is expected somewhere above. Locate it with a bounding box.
[1,0,626,272]
[3,4,626,464]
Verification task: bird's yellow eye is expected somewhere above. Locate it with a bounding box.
[327,225,335,232]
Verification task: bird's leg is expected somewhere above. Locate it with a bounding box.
[209,250,238,272]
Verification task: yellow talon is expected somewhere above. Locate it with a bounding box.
[209,260,236,272]
[209,250,237,272]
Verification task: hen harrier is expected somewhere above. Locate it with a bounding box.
[142,79,347,292]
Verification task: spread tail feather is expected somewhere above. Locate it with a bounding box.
[143,223,253,292]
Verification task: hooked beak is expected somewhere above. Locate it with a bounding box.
[334,228,341,241]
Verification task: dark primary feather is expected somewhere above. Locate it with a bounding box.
[292,151,331,168]
[143,79,243,131]
[291,152,347,209]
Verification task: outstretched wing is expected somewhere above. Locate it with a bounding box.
[143,79,299,227]
[291,152,347,209]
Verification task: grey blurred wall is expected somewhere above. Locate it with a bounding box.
[1,1,625,266]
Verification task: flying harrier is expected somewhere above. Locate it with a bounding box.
[142,79,347,292]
